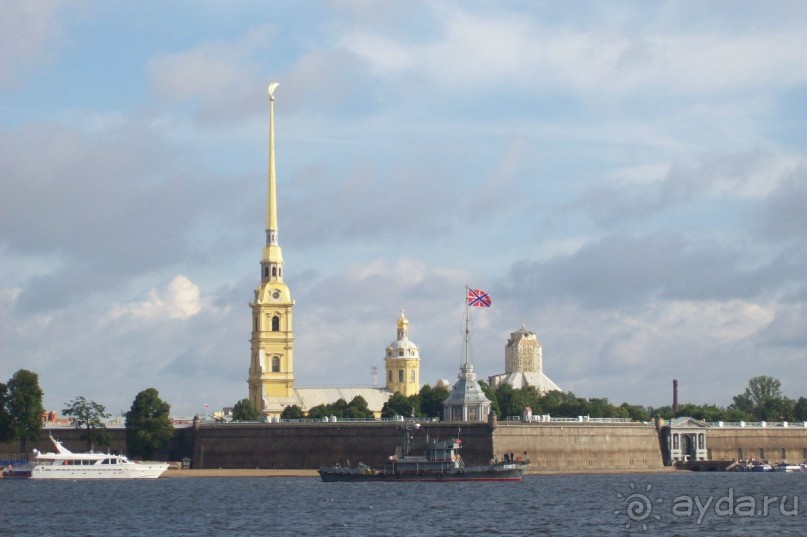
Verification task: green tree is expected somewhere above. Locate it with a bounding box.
[280,405,305,419]
[62,396,110,451]
[731,376,789,421]
[419,385,449,418]
[307,403,330,419]
[381,392,415,418]
[494,383,521,419]
[6,369,45,451]
[231,398,260,421]
[620,403,650,422]
[793,397,807,421]
[0,382,14,443]
[345,396,373,419]
[125,388,173,460]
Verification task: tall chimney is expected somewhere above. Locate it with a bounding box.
[672,379,679,412]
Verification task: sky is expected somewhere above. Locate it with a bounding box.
[1,1,805,417]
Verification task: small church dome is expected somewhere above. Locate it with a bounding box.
[436,379,450,389]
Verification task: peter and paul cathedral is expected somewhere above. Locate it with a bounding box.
[247,83,420,417]
[248,83,295,411]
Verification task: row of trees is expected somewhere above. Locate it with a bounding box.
[482,375,807,423]
[0,369,174,459]
[268,375,805,423]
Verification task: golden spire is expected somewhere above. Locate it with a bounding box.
[267,82,279,232]
[261,82,283,277]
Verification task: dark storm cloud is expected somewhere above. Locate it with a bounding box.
[501,232,789,309]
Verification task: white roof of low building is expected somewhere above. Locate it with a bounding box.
[263,387,393,414]
[489,371,561,393]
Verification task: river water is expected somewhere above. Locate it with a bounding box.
[2,472,805,536]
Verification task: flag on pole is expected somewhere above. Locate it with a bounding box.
[467,288,492,307]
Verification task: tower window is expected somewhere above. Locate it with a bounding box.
[272,356,280,372]
[399,350,404,356]
[388,370,392,382]
[398,370,404,382]
[272,266,277,277]
[263,267,268,278]
[254,316,258,332]
[410,370,415,382]
[272,316,280,331]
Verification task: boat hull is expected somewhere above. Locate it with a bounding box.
[2,466,33,479]
[30,463,168,479]
[319,463,527,482]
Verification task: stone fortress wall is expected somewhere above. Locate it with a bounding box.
[3,420,804,472]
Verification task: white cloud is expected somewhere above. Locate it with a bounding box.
[0,0,82,87]
[147,24,275,123]
[108,275,203,321]
[339,4,807,99]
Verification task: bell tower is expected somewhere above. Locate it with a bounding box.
[248,83,295,411]
[384,310,421,397]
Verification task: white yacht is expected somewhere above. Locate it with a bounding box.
[30,436,168,479]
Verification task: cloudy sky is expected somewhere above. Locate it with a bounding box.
[1,1,805,417]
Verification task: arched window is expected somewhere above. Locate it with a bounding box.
[398,370,404,382]
[272,316,280,331]
[278,268,282,278]
[398,350,404,356]
[272,266,277,278]
[272,356,280,372]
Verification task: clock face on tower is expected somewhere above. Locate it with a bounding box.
[272,290,281,300]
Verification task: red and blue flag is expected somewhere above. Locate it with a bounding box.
[467,288,492,307]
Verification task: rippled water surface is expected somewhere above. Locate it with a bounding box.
[2,472,805,536]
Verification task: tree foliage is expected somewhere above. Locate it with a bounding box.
[63,396,110,450]
[0,382,14,443]
[231,398,260,421]
[419,384,450,418]
[280,404,305,419]
[381,392,415,419]
[308,396,374,419]
[730,375,790,421]
[125,388,173,460]
[6,369,45,451]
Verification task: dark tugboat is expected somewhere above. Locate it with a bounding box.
[318,422,528,482]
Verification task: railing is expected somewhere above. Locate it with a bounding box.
[705,421,807,428]
[504,415,635,424]
[202,416,441,425]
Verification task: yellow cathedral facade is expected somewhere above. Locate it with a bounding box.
[247,84,420,418]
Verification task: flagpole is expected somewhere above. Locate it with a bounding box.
[464,286,470,365]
